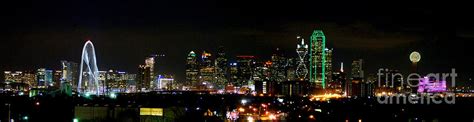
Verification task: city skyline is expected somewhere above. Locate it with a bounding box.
[1,1,473,85]
[2,1,474,121]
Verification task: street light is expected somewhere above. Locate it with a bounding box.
[73,118,79,122]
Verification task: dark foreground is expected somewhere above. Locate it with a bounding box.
[1,93,473,122]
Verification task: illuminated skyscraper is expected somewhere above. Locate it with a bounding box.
[98,71,107,93]
[137,65,151,91]
[270,48,286,83]
[214,46,228,89]
[53,70,62,88]
[135,55,158,91]
[285,58,297,81]
[296,36,308,80]
[253,61,272,94]
[145,55,156,88]
[61,60,79,90]
[105,70,131,93]
[199,51,215,89]
[326,48,333,84]
[78,40,100,94]
[235,55,256,87]
[351,59,363,79]
[331,63,346,94]
[37,68,53,88]
[186,51,199,88]
[349,59,364,97]
[310,30,332,89]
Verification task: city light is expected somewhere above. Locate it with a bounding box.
[238,107,245,112]
[84,92,91,98]
[0,5,471,121]
[241,99,247,105]
[247,116,254,122]
[269,114,277,120]
[109,93,117,99]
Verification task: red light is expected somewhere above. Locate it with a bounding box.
[236,55,255,58]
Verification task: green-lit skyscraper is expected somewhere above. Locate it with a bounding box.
[309,30,332,90]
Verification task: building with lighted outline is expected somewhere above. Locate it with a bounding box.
[309,30,332,93]
[296,36,308,80]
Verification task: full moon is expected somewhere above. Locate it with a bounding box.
[409,51,421,63]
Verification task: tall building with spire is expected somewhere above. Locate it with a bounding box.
[296,36,308,80]
[309,30,332,91]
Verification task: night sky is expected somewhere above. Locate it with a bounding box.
[0,1,473,85]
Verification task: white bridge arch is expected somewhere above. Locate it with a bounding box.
[78,40,100,95]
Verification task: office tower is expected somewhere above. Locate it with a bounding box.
[253,61,271,94]
[326,48,333,84]
[145,55,156,88]
[296,37,309,80]
[351,59,364,79]
[61,60,79,91]
[235,55,256,87]
[201,51,212,67]
[330,62,345,94]
[310,30,329,89]
[364,74,376,97]
[124,73,137,93]
[285,58,297,81]
[137,65,151,91]
[349,59,364,97]
[53,70,62,88]
[37,68,53,88]
[214,46,228,89]
[105,70,128,93]
[270,48,286,83]
[229,61,238,86]
[186,51,199,89]
[199,51,215,89]
[98,71,107,94]
[78,40,100,94]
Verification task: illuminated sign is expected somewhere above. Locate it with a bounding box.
[140,108,163,116]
